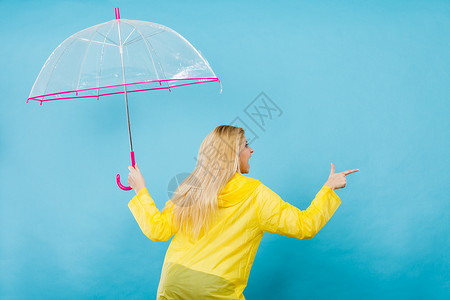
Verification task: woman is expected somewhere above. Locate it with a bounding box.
[127,125,358,299]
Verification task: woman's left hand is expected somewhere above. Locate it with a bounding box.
[128,164,146,194]
[324,162,359,190]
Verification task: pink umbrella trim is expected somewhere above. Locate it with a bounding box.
[27,77,220,105]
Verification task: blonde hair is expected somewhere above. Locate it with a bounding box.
[169,125,246,241]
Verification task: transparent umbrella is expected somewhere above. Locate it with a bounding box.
[27,7,221,190]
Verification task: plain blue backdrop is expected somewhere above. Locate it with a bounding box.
[1,0,449,299]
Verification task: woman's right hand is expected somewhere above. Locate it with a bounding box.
[128,164,146,194]
[324,163,359,190]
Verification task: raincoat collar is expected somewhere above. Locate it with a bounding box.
[218,172,261,207]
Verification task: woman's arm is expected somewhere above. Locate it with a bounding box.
[253,163,358,239]
[127,165,176,241]
[254,184,341,239]
[128,188,177,242]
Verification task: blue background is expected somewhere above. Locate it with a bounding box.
[1,0,449,299]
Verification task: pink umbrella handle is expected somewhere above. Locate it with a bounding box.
[116,151,136,191]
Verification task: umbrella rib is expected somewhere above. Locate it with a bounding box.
[92,30,119,46]
[123,20,163,83]
[162,26,220,85]
[122,28,136,45]
[142,35,171,88]
[76,30,98,91]
[123,29,165,47]
[123,28,165,46]
[75,37,118,48]
[41,37,78,100]
[97,22,116,97]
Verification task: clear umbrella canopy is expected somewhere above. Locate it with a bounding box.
[28,14,220,103]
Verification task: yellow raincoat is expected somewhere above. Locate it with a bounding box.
[128,172,341,299]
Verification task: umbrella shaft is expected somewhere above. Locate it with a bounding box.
[124,87,133,152]
[117,19,134,153]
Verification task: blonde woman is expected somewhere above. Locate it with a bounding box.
[127,125,359,299]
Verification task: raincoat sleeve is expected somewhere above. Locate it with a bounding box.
[128,187,177,242]
[254,184,341,239]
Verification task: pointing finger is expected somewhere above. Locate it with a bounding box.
[343,169,359,175]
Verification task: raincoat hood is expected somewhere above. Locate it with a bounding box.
[218,172,261,208]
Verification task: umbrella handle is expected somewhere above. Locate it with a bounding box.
[116,151,136,191]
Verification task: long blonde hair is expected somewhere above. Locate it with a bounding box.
[169,125,245,241]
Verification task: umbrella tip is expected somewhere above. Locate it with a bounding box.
[115,7,120,20]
